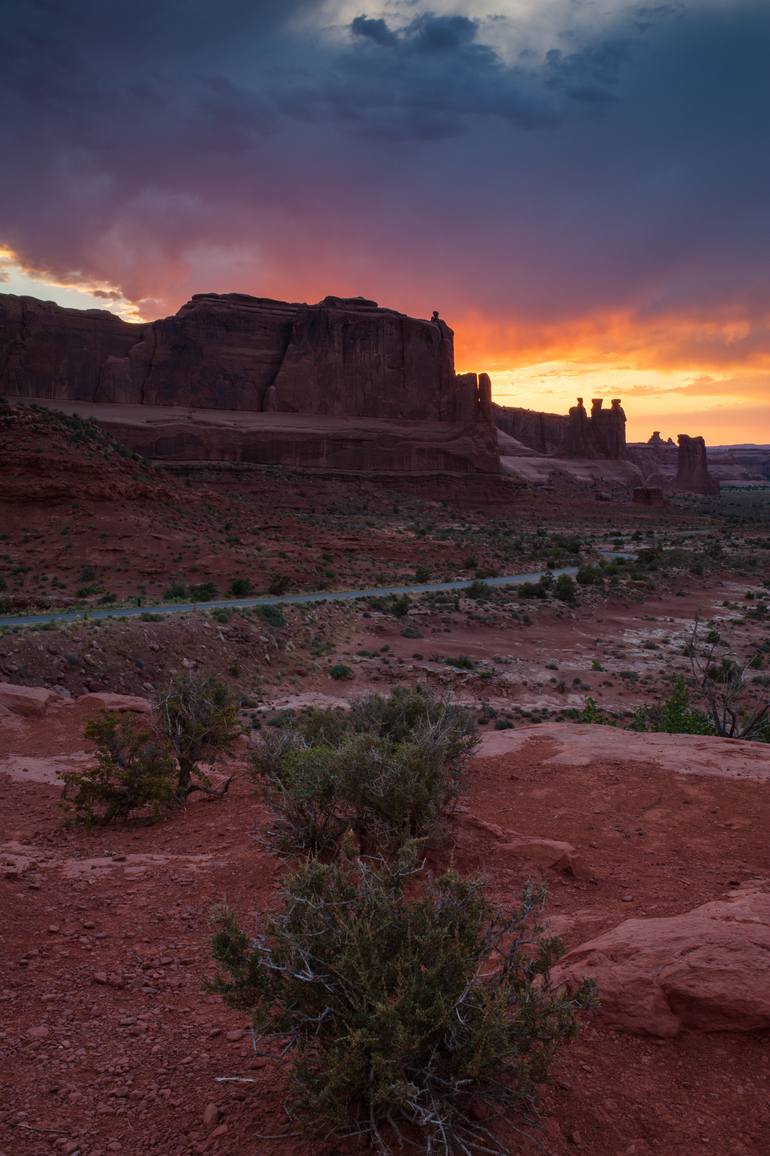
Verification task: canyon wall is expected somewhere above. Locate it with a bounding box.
[0,292,499,477]
[491,403,567,454]
[494,397,627,460]
[0,291,479,423]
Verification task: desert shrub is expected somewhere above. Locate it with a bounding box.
[348,686,477,763]
[258,745,343,853]
[576,565,599,585]
[518,576,550,599]
[229,577,254,597]
[466,579,489,600]
[447,654,474,669]
[164,582,187,601]
[329,662,353,680]
[62,712,175,825]
[256,603,286,629]
[414,565,431,582]
[336,731,465,852]
[554,574,577,604]
[267,574,290,596]
[155,672,240,799]
[400,624,422,639]
[251,687,477,854]
[189,581,217,601]
[577,696,612,725]
[211,857,595,1154]
[633,676,715,736]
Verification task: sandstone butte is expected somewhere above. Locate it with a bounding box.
[0,291,499,479]
[0,289,728,495]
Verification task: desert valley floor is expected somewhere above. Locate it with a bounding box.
[1,404,769,1155]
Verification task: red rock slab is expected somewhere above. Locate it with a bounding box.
[554,888,770,1036]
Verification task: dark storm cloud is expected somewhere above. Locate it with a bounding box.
[1,0,769,375]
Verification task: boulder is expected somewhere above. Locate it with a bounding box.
[0,682,59,717]
[553,889,770,1036]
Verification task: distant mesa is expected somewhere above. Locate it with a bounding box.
[0,291,499,482]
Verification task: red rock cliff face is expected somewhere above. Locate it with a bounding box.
[0,291,473,423]
[0,295,141,401]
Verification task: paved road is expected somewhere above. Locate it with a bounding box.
[0,553,634,630]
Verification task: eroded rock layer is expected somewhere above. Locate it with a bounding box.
[0,292,477,423]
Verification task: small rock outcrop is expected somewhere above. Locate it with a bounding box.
[553,889,770,1036]
[675,434,720,495]
[558,397,627,459]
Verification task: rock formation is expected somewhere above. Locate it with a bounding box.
[675,434,720,495]
[494,396,627,460]
[553,889,770,1036]
[0,291,480,424]
[491,403,567,454]
[0,291,500,478]
[557,396,627,459]
[0,295,141,402]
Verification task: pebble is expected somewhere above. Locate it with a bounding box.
[203,1103,222,1129]
[27,1024,50,1040]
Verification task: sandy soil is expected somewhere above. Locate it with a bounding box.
[1,696,769,1156]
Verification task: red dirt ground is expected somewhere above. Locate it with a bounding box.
[1,697,768,1156]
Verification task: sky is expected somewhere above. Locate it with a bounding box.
[2,0,769,444]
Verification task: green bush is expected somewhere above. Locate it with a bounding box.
[189,582,217,601]
[211,857,595,1153]
[633,676,714,735]
[267,574,290,596]
[164,582,187,601]
[400,624,423,639]
[62,712,175,824]
[251,687,478,854]
[329,662,353,680]
[229,577,254,597]
[554,574,577,604]
[447,654,475,670]
[155,672,240,799]
[256,604,286,629]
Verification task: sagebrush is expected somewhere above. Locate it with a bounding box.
[210,853,595,1155]
[250,687,478,853]
[62,712,175,825]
